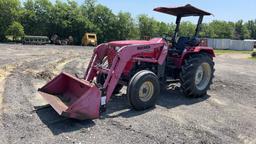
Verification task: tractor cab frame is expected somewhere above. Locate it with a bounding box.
[154,4,212,54]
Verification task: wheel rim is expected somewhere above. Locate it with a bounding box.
[195,62,211,91]
[139,81,154,102]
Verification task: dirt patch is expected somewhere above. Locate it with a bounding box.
[29,80,48,107]
[0,80,5,109]
[218,53,251,59]
[53,58,76,74]
[35,70,54,81]
[24,57,79,81]
[0,65,16,108]
[0,65,16,81]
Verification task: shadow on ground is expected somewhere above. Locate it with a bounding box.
[103,85,210,118]
[157,86,210,109]
[36,85,210,135]
[36,106,95,135]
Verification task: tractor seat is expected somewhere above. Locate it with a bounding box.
[169,37,190,54]
[176,37,190,51]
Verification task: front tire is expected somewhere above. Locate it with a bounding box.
[180,53,214,97]
[127,70,160,110]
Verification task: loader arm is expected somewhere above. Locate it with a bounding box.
[84,42,167,103]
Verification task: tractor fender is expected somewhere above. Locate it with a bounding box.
[178,46,215,68]
[192,46,215,57]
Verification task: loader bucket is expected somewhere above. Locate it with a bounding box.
[38,72,101,120]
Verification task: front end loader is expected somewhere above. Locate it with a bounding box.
[38,4,215,120]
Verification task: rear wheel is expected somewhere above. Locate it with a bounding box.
[180,53,214,97]
[127,70,160,110]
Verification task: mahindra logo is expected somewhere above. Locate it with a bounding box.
[137,45,150,50]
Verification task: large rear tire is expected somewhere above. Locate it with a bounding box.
[180,53,214,98]
[127,70,160,110]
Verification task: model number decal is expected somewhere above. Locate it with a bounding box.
[137,45,150,50]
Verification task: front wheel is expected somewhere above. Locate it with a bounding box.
[127,70,160,110]
[180,53,215,97]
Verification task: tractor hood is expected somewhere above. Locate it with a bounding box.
[108,38,164,47]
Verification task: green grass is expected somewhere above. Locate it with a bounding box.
[249,57,256,60]
[214,49,252,55]
[214,49,256,61]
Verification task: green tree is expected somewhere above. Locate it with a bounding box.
[179,21,195,37]
[234,20,250,40]
[21,0,53,36]
[208,20,235,39]
[116,12,138,40]
[2,0,254,44]
[200,23,215,38]
[82,0,97,20]
[246,20,256,39]
[5,21,25,40]
[0,0,21,40]
[87,4,118,42]
[67,0,96,43]
[50,0,96,43]
[157,22,173,37]
[138,15,158,39]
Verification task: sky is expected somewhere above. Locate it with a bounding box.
[21,0,256,23]
[95,0,256,23]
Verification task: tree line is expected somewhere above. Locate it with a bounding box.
[1,0,256,44]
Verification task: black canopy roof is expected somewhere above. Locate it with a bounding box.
[154,4,212,17]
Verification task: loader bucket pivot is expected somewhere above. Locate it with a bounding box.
[38,72,101,120]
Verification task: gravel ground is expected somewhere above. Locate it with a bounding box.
[0,44,255,144]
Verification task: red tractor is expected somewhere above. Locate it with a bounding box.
[39,4,215,120]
